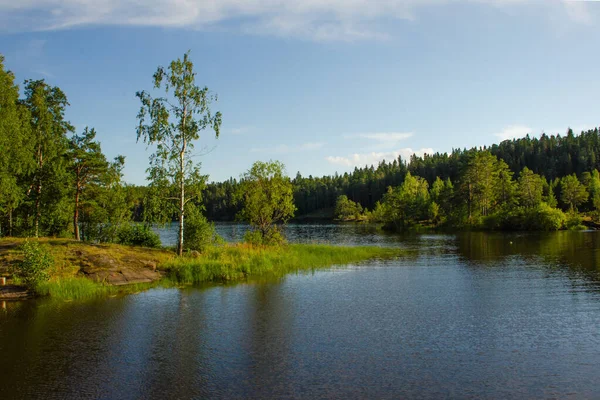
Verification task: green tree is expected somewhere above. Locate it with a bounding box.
[334,195,363,220]
[136,51,222,256]
[560,174,588,211]
[236,161,296,243]
[380,172,430,230]
[462,152,499,220]
[496,159,516,207]
[0,55,33,236]
[68,127,111,240]
[21,79,73,237]
[584,169,600,211]
[518,167,544,208]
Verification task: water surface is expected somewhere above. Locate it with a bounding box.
[1,229,600,399]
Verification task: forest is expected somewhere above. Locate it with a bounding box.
[203,128,600,231]
[1,52,599,244]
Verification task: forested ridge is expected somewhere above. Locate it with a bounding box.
[203,128,600,223]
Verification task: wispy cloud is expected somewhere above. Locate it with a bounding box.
[251,141,325,153]
[326,147,434,168]
[345,131,414,149]
[0,0,593,41]
[229,126,252,135]
[494,125,532,141]
[494,124,597,141]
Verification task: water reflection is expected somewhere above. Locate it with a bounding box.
[1,230,600,398]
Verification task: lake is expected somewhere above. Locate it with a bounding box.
[1,226,600,399]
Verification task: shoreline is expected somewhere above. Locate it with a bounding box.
[0,239,404,301]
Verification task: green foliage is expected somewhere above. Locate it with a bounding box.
[68,127,114,241]
[483,203,566,231]
[380,172,430,231]
[35,277,158,301]
[587,169,600,210]
[236,160,296,242]
[334,195,363,220]
[560,174,588,211]
[462,152,507,219]
[136,51,222,256]
[0,56,34,237]
[183,204,222,252]
[565,211,585,230]
[428,201,440,223]
[518,167,544,208]
[163,244,405,284]
[22,79,74,237]
[534,203,567,231]
[243,226,286,246]
[116,224,161,248]
[16,241,53,289]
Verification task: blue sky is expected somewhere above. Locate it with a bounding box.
[1,0,599,184]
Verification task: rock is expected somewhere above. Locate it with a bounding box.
[0,285,31,300]
[144,261,157,271]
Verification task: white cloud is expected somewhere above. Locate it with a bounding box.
[344,131,414,150]
[251,141,325,153]
[230,126,251,135]
[0,0,592,40]
[562,0,593,24]
[494,125,532,141]
[326,147,434,167]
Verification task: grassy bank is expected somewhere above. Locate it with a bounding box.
[34,278,161,301]
[1,239,403,301]
[162,244,404,285]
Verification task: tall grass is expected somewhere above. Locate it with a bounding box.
[35,277,159,301]
[163,243,403,285]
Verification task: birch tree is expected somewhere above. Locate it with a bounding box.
[136,51,222,256]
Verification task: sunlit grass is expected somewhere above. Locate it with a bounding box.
[162,243,404,285]
[35,277,160,301]
[1,238,404,300]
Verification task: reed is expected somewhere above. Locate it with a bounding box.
[162,243,403,285]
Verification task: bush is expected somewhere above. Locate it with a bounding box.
[16,241,53,289]
[244,227,286,246]
[483,203,565,231]
[116,224,161,248]
[184,206,223,252]
[565,211,585,230]
[535,203,566,231]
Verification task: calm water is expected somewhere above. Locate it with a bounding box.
[2,228,600,399]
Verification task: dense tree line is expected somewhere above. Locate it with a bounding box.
[201,128,600,222]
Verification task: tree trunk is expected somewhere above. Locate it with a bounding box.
[8,208,12,237]
[74,185,81,241]
[177,125,187,256]
[468,182,472,221]
[178,150,185,256]
[35,181,41,238]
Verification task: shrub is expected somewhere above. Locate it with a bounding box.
[565,211,585,230]
[535,203,566,231]
[244,226,286,246]
[484,203,565,231]
[183,205,223,252]
[116,224,161,248]
[16,241,53,289]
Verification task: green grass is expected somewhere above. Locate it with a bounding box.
[162,243,404,285]
[35,277,161,301]
[2,239,404,300]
